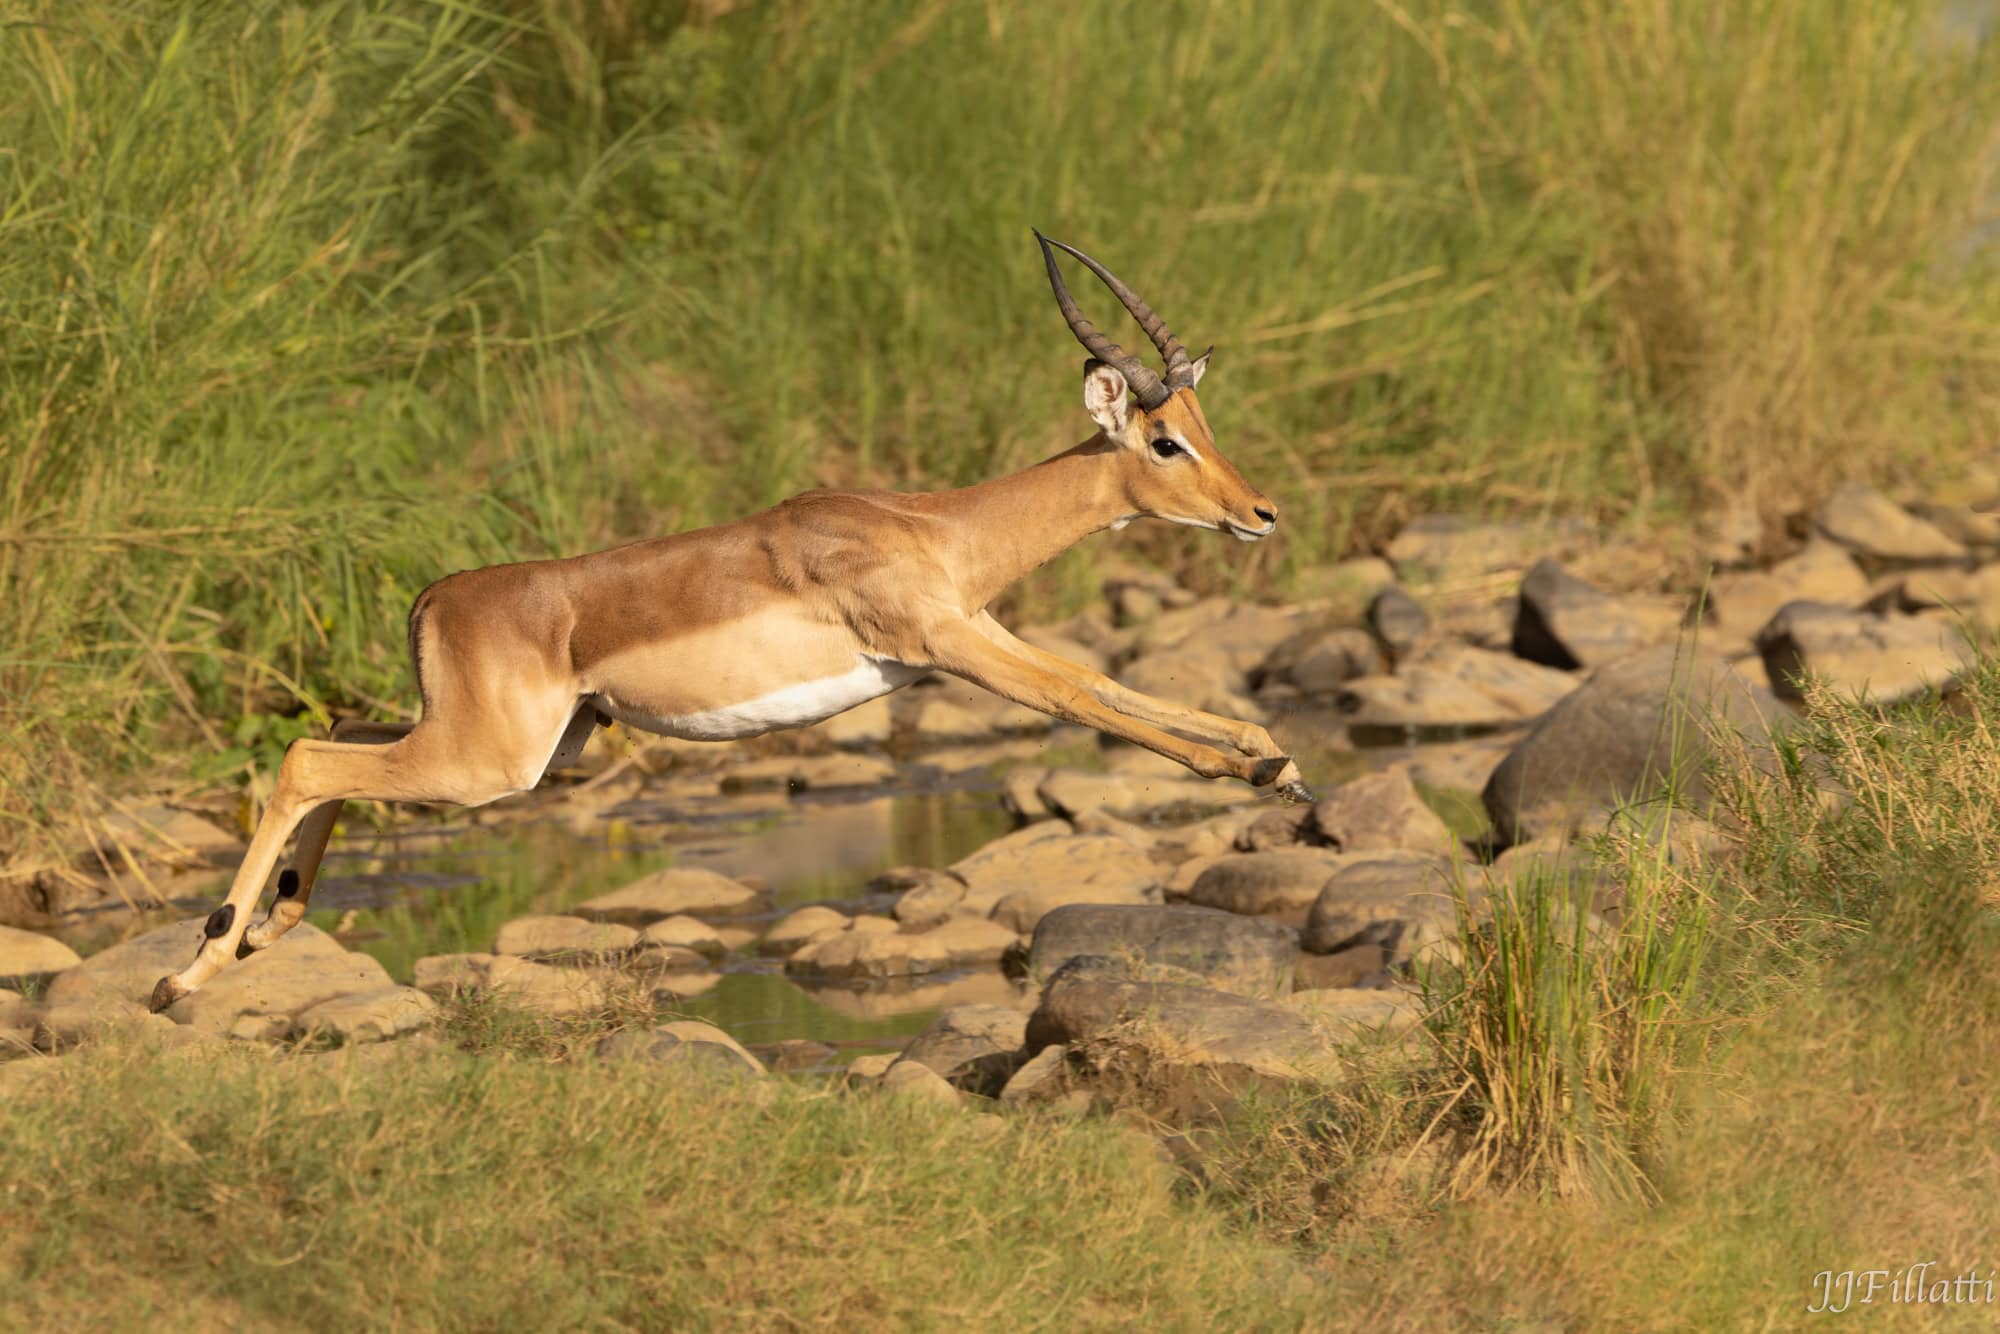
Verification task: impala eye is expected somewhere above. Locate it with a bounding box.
[1150,438,1184,460]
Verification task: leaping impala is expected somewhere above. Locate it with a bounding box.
[150,231,1313,1012]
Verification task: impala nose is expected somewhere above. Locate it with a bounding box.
[1253,505,1277,526]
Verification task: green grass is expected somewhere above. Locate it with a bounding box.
[6,0,1999,875]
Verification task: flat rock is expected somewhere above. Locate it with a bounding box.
[32,997,181,1052]
[784,929,955,980]
[293,986,436,1044]
[43,917,393,1036]
[898,1003,1030,1094]
[999,1042,1070,1104]
[596,1020,766,1078]
[950,828,1161,921]
[1816,483,1965,563]
[1283,987,1421,1038]
[412,953,619,1017]
[636,915,727,958]
[1755,603,1971,705]
[1336,644,1577,728]
[1307,767,1457,856]
[761,905,853,954]
[886,869,971,930]
[1183,850,1347,926]
[0,927,81,987]
[1035,769,1248,821]
[1027,903,1298,997]
[1701,541,1868,649]
[573,868,768,926]
[1869,565,2000,624]
[880,1058,965,1108]
[989,880,1156,935]
[1302,855,1463,966]
[917,916,1018,966]
[493,915,638,958]
[1482,646,1786,843]
[1025,958,1320,1081]
[1512,559,1687,670]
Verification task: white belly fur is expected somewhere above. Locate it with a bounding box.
[601,655,927,741]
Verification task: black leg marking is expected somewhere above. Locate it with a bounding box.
[204,904,236,939]
[277,868,301,898]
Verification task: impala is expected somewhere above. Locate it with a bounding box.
[150,232,1313,1011]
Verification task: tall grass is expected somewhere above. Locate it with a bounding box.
[5,0,1998,879]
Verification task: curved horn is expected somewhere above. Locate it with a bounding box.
[1035,232,1194,392]
[1034,230,1169,409]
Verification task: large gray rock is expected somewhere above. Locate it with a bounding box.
[1025,958,1320,1081]
[573,868,768,926]
[1511,559,1686,671]
[44,917,395,1037]
[1302,854,1464,967]
[0,927,80,988]
[1481,646,1786,844]
[1815,483,1965,563]
[1755,603,1971,705]
[1027,904,1298,997]
[1306,768,1458,856]
[1183,850,1347,926]
[898,1004,1030,1094]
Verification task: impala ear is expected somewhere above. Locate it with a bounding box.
[1186,347,1211,389]
[1082,358,1131,438]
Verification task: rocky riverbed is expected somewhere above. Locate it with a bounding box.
[3,485,1987,1102]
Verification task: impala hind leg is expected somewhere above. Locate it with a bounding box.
[239,719,415,955]
[151,710,565,1012]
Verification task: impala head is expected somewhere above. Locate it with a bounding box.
[1035,230,1277,543]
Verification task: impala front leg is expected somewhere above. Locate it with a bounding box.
[970,612,1302,774]
[928,623,1311,800]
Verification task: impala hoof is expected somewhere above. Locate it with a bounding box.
[1277,779,1316,805]
[149,974,189,1014]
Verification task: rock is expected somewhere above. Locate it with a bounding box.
[1294,945,1393,991]
[595,1020,766,1078]
[1384,515,1547,583]
[1511,559,1687,671]
[625,944,710,974]
[411,953,619,1017]
[1907,501,2000,550]
[1035,769,1247,821]
[1027,903,1298,998]
[32,997,179,1052]
[1302,855,1463,967]
[760,905,852,954]
[755,1039,839,1073]
[493,915,638,959]
[1283,987,1421,1038]
[0,927,81,987]
[845,1052,901,1084]
[1336,644,1576,728]
[925,674,1052,735]
[1816,483,1965,563]
[814,694,894,746]
[887,870,971,930]
[918,917,1019,966]
[647,970,722,1002]
[636,915,727,958]
[1071,809,1163,852]
[784,929,954,980]
[1257,624,1384,696]
[1367,586,1430,656]
[573,868,767,925]
[1184,851,1347,926]
[1482,646,1787,843]
[1307,768,1458,856]
[293,987,436,1044]
[1701,541,1869,649]
[1233,806,1312,853]
[950,828,1161,922]
[1867,566,2000,624]
[1025,958,1320,1081]
[849,914,899,936]
[1755,603,1971,705]
[1118,643,1261,720]
[898,1004,1030,1094]
[880,1058,965,1108]
[999,1043,1070,1104]
[1001,766,1052,821]
[720,753,897,793]
[43,917,394,1037]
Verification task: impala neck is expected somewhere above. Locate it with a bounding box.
[928,438,1133,610]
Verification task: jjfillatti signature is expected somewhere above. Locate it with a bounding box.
[1809,1264,1996,1313]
